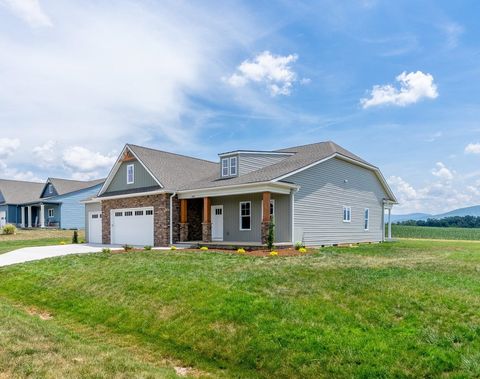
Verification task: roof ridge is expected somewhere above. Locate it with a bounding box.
[274,140,332,152]
[0,178,44,184]
[127,143,218,165]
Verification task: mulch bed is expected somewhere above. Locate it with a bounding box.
[111,247,315,257]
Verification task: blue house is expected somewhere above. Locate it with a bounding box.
[0,177,104,229]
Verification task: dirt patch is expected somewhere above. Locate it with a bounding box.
[26,306,53,320]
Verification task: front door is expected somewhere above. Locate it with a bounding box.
[211,205,223,241]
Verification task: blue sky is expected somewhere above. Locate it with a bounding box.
[0,0,479,214]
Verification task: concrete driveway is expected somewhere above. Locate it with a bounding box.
[0,244,108,267]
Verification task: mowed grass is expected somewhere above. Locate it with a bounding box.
[392,224,480,240]
[0,229,85,254]
[0,240,480,377]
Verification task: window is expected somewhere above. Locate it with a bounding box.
[364,208,369,230]
[221,158,229,177]
[115,212,123,217]
[127,164,135,184]
[239,201,251,230]
[124,211,133,216]
[48,184,53,194]
[343,206,351,223]
[215,208,222,215]
[145,209,153,215]
[91,214,98,219]
[261,199,275,221]
[48,208,54,218]
[230,156,237,176]
[135,210,144,216]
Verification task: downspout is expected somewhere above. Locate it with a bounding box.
[169,192,177,246]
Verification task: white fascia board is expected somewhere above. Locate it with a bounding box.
[178,182,298,199]
[272,153,398,203]
[85,189,168,202]
[97,145,163,196]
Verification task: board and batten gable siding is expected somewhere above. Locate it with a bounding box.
[84,202,102,242]
[289,157,388,246]
[57,184,103,229]
[238,153,290,176]
[104,160,159,194]
[211,193,291,243]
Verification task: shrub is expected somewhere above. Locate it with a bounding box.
[269,251,278,257]
[237,248,246,254]
[2,224,16,235]
[299,247,307,254]
[60,241,66,245]
[294,241,305,250]
[123,244,133,252]
[102,248,111,254]
[144,245,152,251]
[170,246,177,251]
[80,239,85,244]
[267,221,275,251]
[72,230,78,244]
[200,246,208,251]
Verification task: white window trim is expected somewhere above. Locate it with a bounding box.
[343,206,351,223]
[48,208,54,218]
[261,199,275,221]
[230,156,237,176]
[364,208,369,231]
[127,164,135,184]
[239,201,251,231]
[221,158,229,177]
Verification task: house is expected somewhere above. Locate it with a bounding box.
[0,177,104,229]
[84,141,397,247]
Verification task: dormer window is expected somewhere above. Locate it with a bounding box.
[48,184,53,194]
[221,158,229,177]
[221,156,238,177]
[127,164,135,184]
[230,156,237,176]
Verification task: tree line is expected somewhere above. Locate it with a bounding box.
[397,216,480,228]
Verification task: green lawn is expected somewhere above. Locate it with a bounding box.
[391,224,480,240]
[0,229,85,254]
[1,240,480,378]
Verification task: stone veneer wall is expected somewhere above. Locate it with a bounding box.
[102,193,180,246]
[186,198,203,241]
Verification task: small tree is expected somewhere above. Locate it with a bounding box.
[72,230,78,244]
[267,221,275,251]
[2,224,16,235]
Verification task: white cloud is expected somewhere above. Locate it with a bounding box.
[361,71,438,108]
[32,140,57,167]
[226,51,299,96]
[62,146,116,173]
[465,143,480,154]
[442,22,464,49]
[1,0,52,27]
[0,138,20,159]
[431,162,454,180]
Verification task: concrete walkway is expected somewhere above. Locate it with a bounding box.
[0,244,108,267]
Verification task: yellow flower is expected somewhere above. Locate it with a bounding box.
[200,246,208,251]
[60,241,65,245]
[170,246,177,250]
[269,251,278,257]
[299,247,307,254]
[237,248,246,254]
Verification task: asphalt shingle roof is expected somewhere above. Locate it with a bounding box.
[0,179,44,204]
[47,178,105,196]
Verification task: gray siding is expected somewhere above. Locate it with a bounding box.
[84,202,102,242]
[238,154,290,176]
[211,193,291,243]
[290,157,387,246]
[104,160,158,194]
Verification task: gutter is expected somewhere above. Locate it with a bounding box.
[169,192,176,246]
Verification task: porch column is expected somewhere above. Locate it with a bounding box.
[261,192,271,244]
[27,206,32,228]
[20,207,25,228]
[39,204,45,228]
[179,199,189,242]
[202,197,212,242]
[387,208,392,240]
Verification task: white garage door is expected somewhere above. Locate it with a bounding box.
[88,211,102,244]
[111,207,154,246]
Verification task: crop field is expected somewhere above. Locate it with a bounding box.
[391,224,480,240]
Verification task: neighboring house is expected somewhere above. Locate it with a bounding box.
[84,141,397,247]
[0,177,104,229]
[0,179,45,227]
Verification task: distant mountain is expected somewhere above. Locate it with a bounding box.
[390,205,480,223]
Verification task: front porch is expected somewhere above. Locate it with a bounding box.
[18,202,61,229]
[176,185,296,246]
